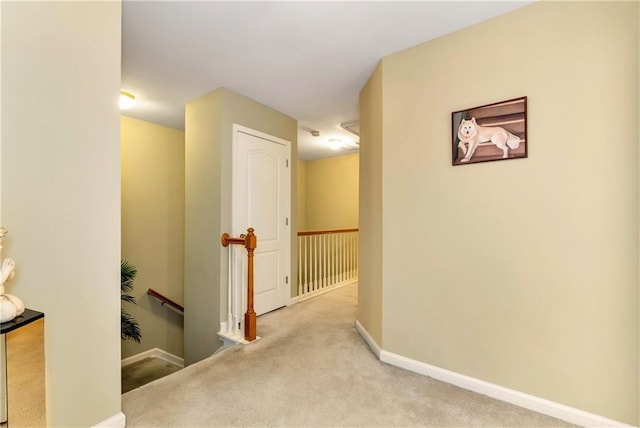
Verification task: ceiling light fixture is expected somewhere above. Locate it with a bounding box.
[120,91,136,110]
[328,139,342,150]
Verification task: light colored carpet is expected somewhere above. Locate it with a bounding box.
[122,284,573,427]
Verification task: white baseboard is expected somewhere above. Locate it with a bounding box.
[93,412,126,428]
[353,322,628,427]
[287,295,300,306]
[217,330,261,346]
[289,278,358,306]
[354,320,381,358]
[380,350,631,427]
[297,279,357,303]
[121,348,184,368]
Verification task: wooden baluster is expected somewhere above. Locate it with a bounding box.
[343,233,347,282]
[308,235,312,292]
[355,232,359,278]
[339,233,343,283]
[330,233,335,285]
[350,232,354,280]
[298,236,302,297]
[321,235,324,289]
[322,233,326,290]
[349,232,352,280]
[309,235,312,292]
[353,233,357,278]
[342,233,346,282]
[314,234,319,291]
[304,236,309,294]
[348,233,351,280]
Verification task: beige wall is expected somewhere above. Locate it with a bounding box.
[362,2,639,424]
[121,116,185,360]
[185,89,223,365]
[185,88,297,365]
[297,160,307,231]
[304,154,359,231]
[638,4,640,424]
[1,2,122,426]
[358,63,384,346]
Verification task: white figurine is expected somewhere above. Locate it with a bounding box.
[0,258,24,323]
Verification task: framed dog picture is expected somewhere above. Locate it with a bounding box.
[452,96,527,166]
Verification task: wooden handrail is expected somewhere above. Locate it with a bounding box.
[147,289,184,315]
[297,228,359,236]
[221,228,257,341]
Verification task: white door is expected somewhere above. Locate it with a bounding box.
[233,125,290,316]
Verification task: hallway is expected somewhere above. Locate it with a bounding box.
[122,284,570,427]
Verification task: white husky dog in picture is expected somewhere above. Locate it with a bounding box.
[457,117,520,163]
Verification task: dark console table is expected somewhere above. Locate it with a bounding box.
[1,309,44,334]
[1,308,45,424]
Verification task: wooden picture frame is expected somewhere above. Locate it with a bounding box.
[452,96,527,166]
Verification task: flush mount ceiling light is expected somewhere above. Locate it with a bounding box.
[120,91,136,110]
[328,139,342,150]
[328,138,359,152]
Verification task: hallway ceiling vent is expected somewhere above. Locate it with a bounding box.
[340,121,360,137]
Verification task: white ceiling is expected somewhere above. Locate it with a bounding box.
[121,1,530,160]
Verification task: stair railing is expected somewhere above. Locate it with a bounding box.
[147,289,184,315]
[221,228,257,341]
[297,228,358,300]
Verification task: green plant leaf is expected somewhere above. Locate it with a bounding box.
[121,260,142,342]
[121,310,142,343]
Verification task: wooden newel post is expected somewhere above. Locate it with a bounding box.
[244,228,257,341]
[220,227,258,342]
